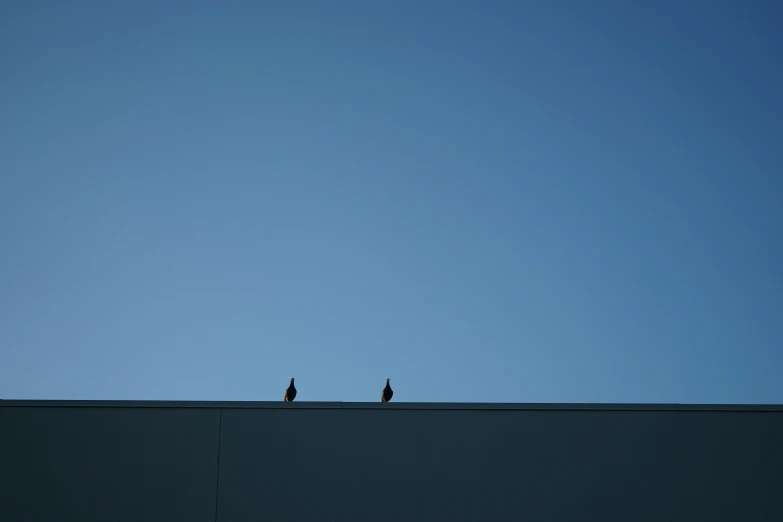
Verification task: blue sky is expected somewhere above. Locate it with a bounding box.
[1,1,781,404]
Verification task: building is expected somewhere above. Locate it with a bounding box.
[1,400,781,521]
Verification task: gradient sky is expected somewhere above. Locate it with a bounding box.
[2,1,781,404]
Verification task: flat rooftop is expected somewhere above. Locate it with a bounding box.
[1,400,781,412]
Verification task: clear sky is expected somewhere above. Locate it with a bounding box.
[1,1,781,404]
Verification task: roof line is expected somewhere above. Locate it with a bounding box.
[1,400,782,412]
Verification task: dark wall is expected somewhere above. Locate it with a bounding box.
[217,407,783,522]
[0,405,221,522]
[2,403,782,522]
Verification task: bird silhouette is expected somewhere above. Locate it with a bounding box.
[382,378,393,402]
[284,378,297,402]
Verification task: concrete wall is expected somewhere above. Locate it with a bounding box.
[2,402,782,522]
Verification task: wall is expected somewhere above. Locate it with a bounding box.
[0,404,220,522]
[2,402,782,522]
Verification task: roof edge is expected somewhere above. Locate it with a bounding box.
[1,400,782,412]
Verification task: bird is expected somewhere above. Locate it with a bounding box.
[382,378,393,402]
[284,378,297,402]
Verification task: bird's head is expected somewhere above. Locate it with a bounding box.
[291,378,295,384]
[386,378,390,384]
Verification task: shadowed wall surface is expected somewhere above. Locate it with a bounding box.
[2,402,782,522]
[0,405,221,522]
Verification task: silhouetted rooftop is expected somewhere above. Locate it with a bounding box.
[2,400,781,411]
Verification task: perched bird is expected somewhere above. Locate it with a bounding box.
[284,378,297,402]
[382,378,393,402]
